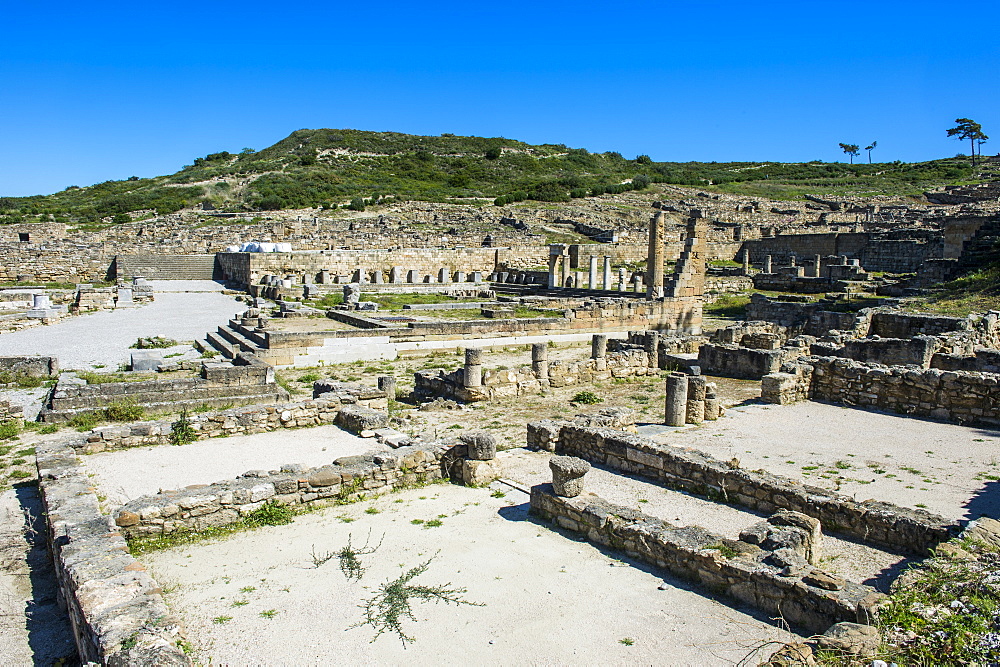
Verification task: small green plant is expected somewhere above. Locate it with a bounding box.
[231,599,248,607]
[490,490,506,499]
[212,615,232,624]
[130,336,179,349]
[101,398,144,422]
[0,420,21,440]
[424,519,443,528]
[365,507,380,515]
[245,500,294,527]
[169,409,197,445]
[334,531,384,580]
[239,586,256,594]
[67,412,99,431]
[38,424,59,434]
[619,637,635,646]
[352,556,484,645]
[9,470,31,479]
[259,609,278,619]
[571,391,603,405]
[705,543,738,559]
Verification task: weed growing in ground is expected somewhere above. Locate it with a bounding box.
[246,500,294,527]
[571,390,602,405]
[169,409,197,445]
[353,556,483,645]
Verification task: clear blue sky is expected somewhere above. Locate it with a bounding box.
[2,0,997,196]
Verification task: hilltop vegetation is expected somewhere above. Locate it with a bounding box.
[0,128,982,225]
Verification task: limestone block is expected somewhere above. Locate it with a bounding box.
[527,420,562,451]
[549,455,590,497]
[336,404,389,433]
[816,622,879,658]
[461,459,500,487]
[460,431,497,460]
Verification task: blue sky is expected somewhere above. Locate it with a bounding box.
[2,0,997,196]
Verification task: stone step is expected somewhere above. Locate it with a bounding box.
[205,331,237,359]
[217,325,263,354]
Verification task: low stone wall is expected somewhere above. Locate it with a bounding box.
[530,485,878,633]
[536,422,956,554]
[63,386,388,454]
[810,335,939,368]
[696,342,803,379]
[762,355,1000,427]
[932,348,1000,373]
[0,355,58,377]
[114,442,461,538]
[40,357,288,422]
[36,438,191,664]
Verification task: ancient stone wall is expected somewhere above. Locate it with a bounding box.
[113,442,459,538]
[763,355,1000,427]
[0,355,58,377]
[62,386,388,454]
[530,485,877,633]
[35,438,191,664]
[539,422,956,554]
[40,358,288,422]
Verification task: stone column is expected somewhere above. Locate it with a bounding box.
[789,254,797,268]
[561,254,571,288]
[764,255,772,273]
[377,375,397,399]
[319,270,331,284]
[531,342,549,379]
[633,274,643,292]
[664,372,688,427]
[407,269,419,283]
[814,254,822,278]
[618,268,627,291]
[455,271,467,283]
[686,375,707,424]
[463,348,483,388]
[588,256,598,290]
[742,249,751,275]
[704,382,721,421]
[646,211,665,299]
[438,268,451,283]
[603,256,612,290]
[591,334,608,359]
[548,253,560,289]
[644,331,660,368]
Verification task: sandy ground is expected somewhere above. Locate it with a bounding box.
[82,425,389,508]
[142,483,798,665]
[658,401,1000,523]
[0,280,242,369]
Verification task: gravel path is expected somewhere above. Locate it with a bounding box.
[0,281,241,369]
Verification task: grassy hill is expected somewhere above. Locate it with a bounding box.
[0,128,984,225]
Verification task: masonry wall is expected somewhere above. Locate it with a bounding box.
[0,355,58,377]
[763,355,1000,427]
[113,442,459,537]
[530,485,876,633]
[542,422,956,554]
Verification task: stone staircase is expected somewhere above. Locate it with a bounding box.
[197,319,267,360]
[957,219,1000,272]
[114,254,218,280]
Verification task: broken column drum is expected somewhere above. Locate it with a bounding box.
[664,372,689,427]
[703,382,721,421]
[377,375,397,399]
[461,432,497,461]
[686,375,707,424]
[463,348,483,388]
[531,342,549,379]
[549,455,591,498]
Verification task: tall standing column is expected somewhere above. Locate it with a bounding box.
[814,254,822,278]
[561,253,571,288]
[463,348,483,388]
[644,331,661,368]
[664,372,688,427]
[646,211,665,299]
[742,249,751,275]
[588,256,598,290]
[548,252,560,289]
[602,256,612,290]
[764,255,773,273]
[618,268,627,291]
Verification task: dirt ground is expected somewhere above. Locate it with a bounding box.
[141,482,798,665]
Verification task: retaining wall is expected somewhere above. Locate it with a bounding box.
[762,355,1000,427]
[531,485,878,633]
[0,355,59,377]
[536,422,956,554]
